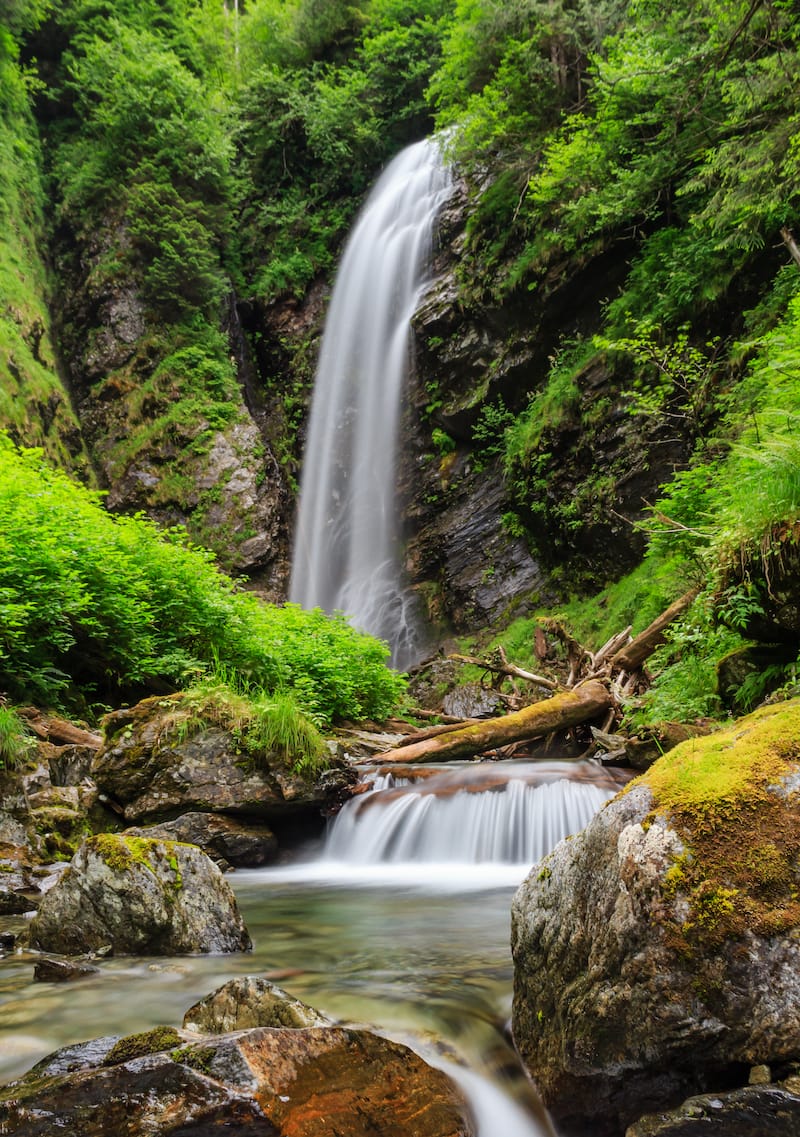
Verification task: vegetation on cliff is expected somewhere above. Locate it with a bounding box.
[1,0,800,726]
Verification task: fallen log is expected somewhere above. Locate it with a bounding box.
[610,588,699,672]
[374,680,613,765]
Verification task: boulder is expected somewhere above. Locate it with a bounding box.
[511,701,800,1137]
[124,812,278,868]
[0,1025,475,1137]
[93,695,355,825]
[626,1079,800,1136]
[27,834,252,956]
[183,976,332,1032]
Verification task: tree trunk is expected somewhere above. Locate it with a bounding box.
[375,680,613,764]
[610,588,699,672]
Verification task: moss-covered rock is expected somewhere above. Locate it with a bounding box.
[511,700,800,1137]
[27,833,252,956]
[93,694,355,827]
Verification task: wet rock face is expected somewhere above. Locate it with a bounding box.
[0,1026,475,1137]
[401,179,690,624]
[93,696,355,826]
[511,751,800,1137]
[27,834,252,956]
[626,1079,800,1136]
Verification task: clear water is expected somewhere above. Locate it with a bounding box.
[0,761,623,1133]
[290,137,453,669]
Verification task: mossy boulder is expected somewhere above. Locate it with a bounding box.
[27,834,252,956]
[93,695,355,826]
[0,1024,474,1137]
[511,700,800,1137]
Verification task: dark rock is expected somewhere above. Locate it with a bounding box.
[0,888,38,915]
[511,702,800,1137]
[27,834,252,956]
[94,695,351,825]
[33,957,100,983]
[124,812,278,868]
[183,976,332,1032]
[0,933,16,951]
[716,644,795,713]
[442,682,503,720]
[626,1082,800,1135]
[0,1026,475,1137]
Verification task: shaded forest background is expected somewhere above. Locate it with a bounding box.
[2,0,800,730]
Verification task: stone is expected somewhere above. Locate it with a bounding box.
[27,833,252,956]
[511,701,800,1137]
[93,695,354,825]
[124,811,278,868]
[33,957,100,983]
[626,1083,800,1135]
[0,1025,475,1137]
[442,682,503,720]
[183,976,333,1032]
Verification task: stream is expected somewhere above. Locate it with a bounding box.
[0,759,627,1135]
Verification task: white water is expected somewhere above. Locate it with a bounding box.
[324,761,618,872]
[290,138,453,668]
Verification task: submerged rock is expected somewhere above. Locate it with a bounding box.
[0,1025,475,1137]
[511,701,800,1137]
[183,976,332,1032]
[27,833,252,956]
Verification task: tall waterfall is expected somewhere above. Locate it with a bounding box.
[290,138,453,669]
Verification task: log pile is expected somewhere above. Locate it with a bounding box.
[375,589,699,765]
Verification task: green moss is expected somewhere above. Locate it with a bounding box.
[171,1044,215,1074]
[630,701,800,948]
[89,834,184,891]
[103,1027,182,1066]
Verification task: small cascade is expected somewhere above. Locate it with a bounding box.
[290,137,453,669]
[323,762,622,867]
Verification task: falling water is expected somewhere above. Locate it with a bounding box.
[322,761,622,871]
[290,138,453,668]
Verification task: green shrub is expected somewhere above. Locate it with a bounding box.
[0,436,405,723]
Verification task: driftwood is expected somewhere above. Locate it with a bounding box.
[375,681,613,764]
[382,587,703,764]
[610,588,699,672]
[448,648,559,692]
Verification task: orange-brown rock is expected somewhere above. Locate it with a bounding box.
[0,1026,475,1137]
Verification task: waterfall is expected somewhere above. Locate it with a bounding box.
[290,138,453,669]
[322,762,622,869]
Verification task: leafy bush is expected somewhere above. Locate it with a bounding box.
[0,436,405,723]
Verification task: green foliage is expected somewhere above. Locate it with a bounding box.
[173,679,328,774]
[235,0,450,300]
[52,23,232,321]
[0,705,33,770]
[0,436,405,722]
